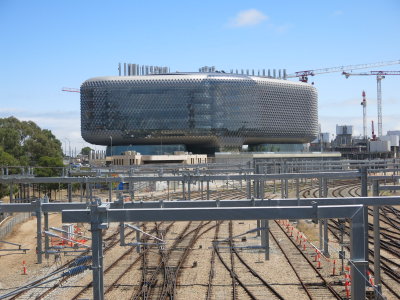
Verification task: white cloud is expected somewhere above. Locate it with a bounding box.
[230,9,268,27]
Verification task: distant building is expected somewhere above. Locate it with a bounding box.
[108,151,208,166]
[81,72,318,154]
[332,125,353,147]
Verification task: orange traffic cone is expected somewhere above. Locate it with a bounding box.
[22,260,27,275]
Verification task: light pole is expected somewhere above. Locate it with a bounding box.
[64,138,71,161]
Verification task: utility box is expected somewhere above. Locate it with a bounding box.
[62,224,74,239]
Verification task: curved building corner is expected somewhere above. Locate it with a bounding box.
[81,73,318,154]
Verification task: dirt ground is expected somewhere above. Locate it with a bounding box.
[1,182,399,299]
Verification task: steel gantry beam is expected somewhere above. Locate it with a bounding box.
[2,195,400,299]
[61,199,370,300]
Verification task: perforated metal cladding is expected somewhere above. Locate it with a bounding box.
[81,74,318,149]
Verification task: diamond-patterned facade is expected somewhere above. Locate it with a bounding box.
[81,73,318,151]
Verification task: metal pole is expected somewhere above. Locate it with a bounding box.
[9,183,13,203]
[207,180,210,199]
[136,223,141,253]
[130,181,134,201]
[318,178,323,251]
[350,206,367,300]
[43,196,49,259]
[36,199,43,264]
[261,219,269,260]
[247,180,251,198]
[68,183,72,202]
[90,200,105,300]
[167,181,170,201]
[188,179,191,200]
[80,182,83,202]
[284,179,288,198]
[108,182,112,202]
[339,219,345,274]
[372,180,382,293]
[360,167,369,265]
[323,178,330,257]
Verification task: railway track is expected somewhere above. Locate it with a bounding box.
[128,220,217,299]
[213,220,285,299]
[6,175,400,299]
[8,226,131,299]
[301,178,400,299]
[270,221,343,299]
[70,222,173,300]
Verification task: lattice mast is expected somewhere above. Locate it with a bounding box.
[343,71,400,137]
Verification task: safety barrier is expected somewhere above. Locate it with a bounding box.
[0,212,31,240]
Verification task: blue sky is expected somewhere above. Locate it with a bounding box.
[1,0,399,151]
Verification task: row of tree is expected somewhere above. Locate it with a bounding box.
[0,117,64,199]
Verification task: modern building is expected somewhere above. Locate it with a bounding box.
[81,73,318,154]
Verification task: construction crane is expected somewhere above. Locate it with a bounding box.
[285,59,400,83]
[361,91,367,140]
[62,87,80,93]
[343,71,400,137]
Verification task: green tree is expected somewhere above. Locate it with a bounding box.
[80,146,93,156]
[0,117,63,166]
[0,146,20,198]
[0,117,64,200]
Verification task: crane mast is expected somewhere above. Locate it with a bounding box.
[376,76,383,137]
[343,71,400,137]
